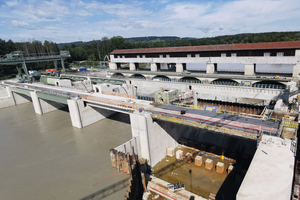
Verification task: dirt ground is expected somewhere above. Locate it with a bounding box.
[151,146,234,199]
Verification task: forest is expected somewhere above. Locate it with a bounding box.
[1,31,300,80]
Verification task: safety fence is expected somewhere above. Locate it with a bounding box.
[282,120,299,129]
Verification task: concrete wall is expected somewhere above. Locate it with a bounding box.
[0,87,15,109]
[68,99,115,128]
[130,113,178,167]
[130,79,281,103]
[92,83,135,95]
[111,56,300,65]
[131,79,189,96]
[0,87,32,109]
[12,91,32,105]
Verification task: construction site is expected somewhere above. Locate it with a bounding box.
[1,41,300,200]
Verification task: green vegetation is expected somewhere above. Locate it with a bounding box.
[1,31,300,80]
[0,39,61,80]
[59,31,300,63]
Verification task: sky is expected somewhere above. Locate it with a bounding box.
[0,0,300,43]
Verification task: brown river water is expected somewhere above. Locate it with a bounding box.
[0,102,132,200]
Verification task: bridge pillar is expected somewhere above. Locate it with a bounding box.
[130,113,178,167]
[176,63,183,73]
[244,64,255,76]
[292,64,300,77]
[151,63,157,72]
[22,61,30,81]
[206,63,215,74]
[54,60,58,71]
[109,62,117,70]
[0,87,17,108]
[60,57,66,72]
[129,62,136,71]
[30,91,65,115]
[193,90,198,106]
[67,99,115,128]
[296,50,300,57]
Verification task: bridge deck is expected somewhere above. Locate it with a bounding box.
[150,104,279,133]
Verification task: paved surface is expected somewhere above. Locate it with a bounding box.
[237,135,295,200]
[150,104,279,132]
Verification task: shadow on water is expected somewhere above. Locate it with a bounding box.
[106,112,131,124]
[80,178,128,200]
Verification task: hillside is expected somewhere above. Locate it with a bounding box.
[57,32,300,48]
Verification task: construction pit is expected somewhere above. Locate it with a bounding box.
[150,145,239,199]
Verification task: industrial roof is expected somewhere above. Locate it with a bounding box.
[110,41,300,54]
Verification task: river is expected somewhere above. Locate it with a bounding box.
[0,103,132,200]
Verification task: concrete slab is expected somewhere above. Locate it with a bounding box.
[237,135,295,200]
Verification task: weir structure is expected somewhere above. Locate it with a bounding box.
[0,63,299,199]
[108,41,300,89]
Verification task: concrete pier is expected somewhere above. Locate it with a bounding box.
[68,99,115,128]
[0,87,31,109]
[130,113,178,167]
[30,91,65,115]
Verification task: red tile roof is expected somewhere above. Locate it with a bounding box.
[110,41,300,54]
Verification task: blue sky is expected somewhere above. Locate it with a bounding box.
[0,0,299,43]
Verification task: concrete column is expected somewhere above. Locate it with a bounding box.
[130,113,151,164]
[193,90,198,106]
[296,49,300,57]
[130,113,178,167]
[151,63,157,72]
[67,99,115,128]
[0,87,16,109]
[293,64,300,77]
[206,63,215,74]
[30,91,42,114]
[109,62,117,70]
[129,63,136,71]
[67,99,83,128]
[176,63,183,73]
[245,64,255,76]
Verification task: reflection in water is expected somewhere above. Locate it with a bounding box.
[0,103,132,200]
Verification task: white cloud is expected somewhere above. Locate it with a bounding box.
[0,0,300,43]
[72,1,151,17]
[11,20,29,26]
[6,1,18,7]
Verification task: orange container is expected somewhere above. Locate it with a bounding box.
[46,69,56,72]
